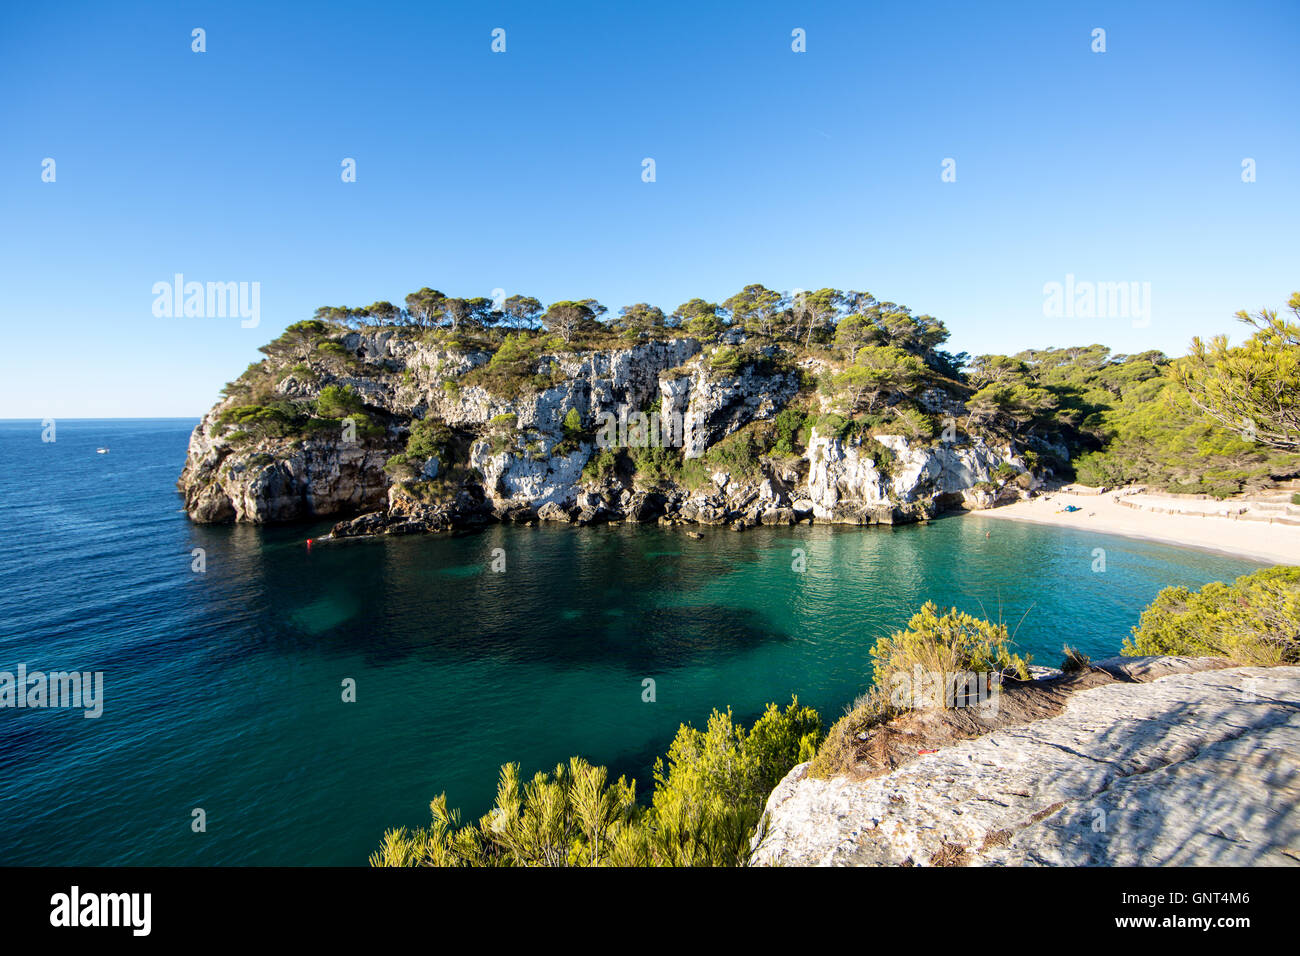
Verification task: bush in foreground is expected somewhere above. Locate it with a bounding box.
[810,603,1030,779]
[807,686,902,780]
[370,698,820,867]
[868,601,1031,689]
[1122,566,1300,665]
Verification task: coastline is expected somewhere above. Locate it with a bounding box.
[963,491,1300,566]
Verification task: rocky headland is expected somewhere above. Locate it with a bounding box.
[178,322,1057,538]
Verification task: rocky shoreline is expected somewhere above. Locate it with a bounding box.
[322,447,1008,541]
[179,326,1056,539]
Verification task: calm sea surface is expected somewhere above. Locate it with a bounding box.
[0,419,1262,864]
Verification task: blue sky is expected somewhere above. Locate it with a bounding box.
[1,0,1296,417]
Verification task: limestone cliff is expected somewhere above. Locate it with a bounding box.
[749,658,1300,866]
[178,323,1049,534]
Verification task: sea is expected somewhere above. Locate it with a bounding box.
[0,419,1262,864]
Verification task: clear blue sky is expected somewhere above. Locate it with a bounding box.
[1,0,1296,417]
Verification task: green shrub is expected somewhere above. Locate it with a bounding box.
[460,334,545,398]
[629,445,683,487]
[369,697,820,867]
[866,438,896,478]
[385,419,452,478]
[1122,566,1300,665]
[282,363,319,384]
[869,602,1030,692]
[709,345,743,374]
[802,412,852,443]
[337,411,386,439]
[808,604,1030,779]
[490,332,536,370]
[316,341,352,365]
[771,408,807,456]
[646,699,820,866]
[314,384,365,418]
[406,417,450,460]
[1169,480,1238,499]
[384,454,418,480]
[216,402,301,440]
[808,687,901,780]
[703,428,761,478]
[582,448,618,482]
[888,405,934,441]
[1071,450,1126,488]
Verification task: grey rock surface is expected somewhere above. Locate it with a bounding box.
[181,326,1055,531]
[750,662,1300,866]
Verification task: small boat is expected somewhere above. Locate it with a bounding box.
[96,447,110,454]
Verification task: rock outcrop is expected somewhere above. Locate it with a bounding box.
[179,325,1049,534]
[661,359,800,459]
[178,335,701,525]
[180,427,396,524]
[803,428,1030,524]
[750,659,1300,867]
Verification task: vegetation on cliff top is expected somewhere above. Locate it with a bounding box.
[1122,566,1300,665]
[212,285,1300,497]
[1176,294,1300,452]
[809,603,1032,780]
[215,382,385,445]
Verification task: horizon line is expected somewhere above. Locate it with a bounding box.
[0,416,202,421]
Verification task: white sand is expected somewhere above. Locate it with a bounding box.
[964,491,1300,566]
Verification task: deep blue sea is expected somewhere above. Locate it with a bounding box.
[0,419,1263,865]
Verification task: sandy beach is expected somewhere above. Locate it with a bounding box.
[965,490,1300,566]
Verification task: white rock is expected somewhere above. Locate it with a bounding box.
[751,662,1300,867]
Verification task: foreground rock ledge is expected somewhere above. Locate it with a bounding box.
[750,659,1300,866]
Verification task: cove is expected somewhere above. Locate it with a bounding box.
[0,421,1263,865]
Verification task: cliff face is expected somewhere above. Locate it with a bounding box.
[803,429,1021,522]
[750,658,1300,867]
[178,334,700,525]
[180,412,398,524]
[179,326,1041,534]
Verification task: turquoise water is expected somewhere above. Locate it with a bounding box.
[0,420,1264,865]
